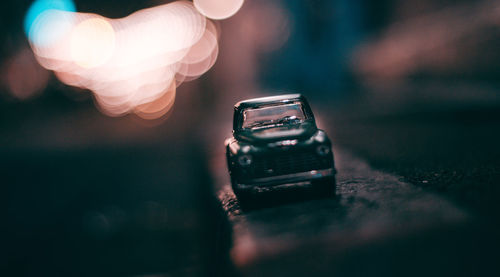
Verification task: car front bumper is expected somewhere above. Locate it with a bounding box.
[234,168,336,192]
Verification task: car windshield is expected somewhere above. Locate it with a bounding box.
[242,102,306,130]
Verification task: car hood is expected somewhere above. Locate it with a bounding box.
[235,122,317,144]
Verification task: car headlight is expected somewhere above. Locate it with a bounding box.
[238,154,252,166]
[316,145,330,156]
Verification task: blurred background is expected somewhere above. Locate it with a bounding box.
[2,0,500,276]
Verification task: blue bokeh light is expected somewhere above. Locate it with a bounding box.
[24,0,76,46]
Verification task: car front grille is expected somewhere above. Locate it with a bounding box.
[245,149,330,179]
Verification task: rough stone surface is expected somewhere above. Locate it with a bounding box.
[213,147,481,276]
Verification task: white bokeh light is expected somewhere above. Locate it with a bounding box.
[24,1,232,119]
[194,0,244,20]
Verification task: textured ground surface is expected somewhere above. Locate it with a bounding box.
[210,85,500,276]
[212,146,499,276]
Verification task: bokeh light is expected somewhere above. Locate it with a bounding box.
[4,48,50,100]
[23,0,238,119]
[24,0,76,46]
[194,0,244,20]
[70,17,115,69]
[134,80,177,120]
[239,2,290,52]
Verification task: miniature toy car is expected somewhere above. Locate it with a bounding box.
[225,94,336,202]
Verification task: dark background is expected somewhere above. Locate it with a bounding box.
[2,0,500,276]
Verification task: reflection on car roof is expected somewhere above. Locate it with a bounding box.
[235,94,303,110]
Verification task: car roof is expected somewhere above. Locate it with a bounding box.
[234,94,304,110]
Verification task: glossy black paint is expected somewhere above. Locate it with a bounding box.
[225,94,336,201]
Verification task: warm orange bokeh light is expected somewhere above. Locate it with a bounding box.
[134,81,177,120]
[25,1,229,119]
[4,48,50,100]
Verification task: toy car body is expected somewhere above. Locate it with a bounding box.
[225,94,336,200]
